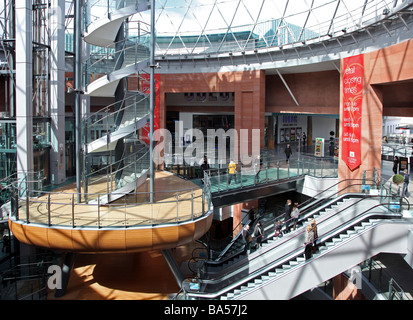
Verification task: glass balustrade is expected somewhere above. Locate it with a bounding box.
[195,156,338,193]
[10,172,213,228]
[84,150,150,202]
[82,92,149,146]
[83,35,150,89]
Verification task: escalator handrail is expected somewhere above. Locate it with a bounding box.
[192,195,400,298]
[188,200,402,299]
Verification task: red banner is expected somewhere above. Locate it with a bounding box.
[342,54,364,171]
[141,73,160,145]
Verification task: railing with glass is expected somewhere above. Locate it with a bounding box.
[202,155,338,193]
[83,0,144,32]
[382,143,413,160]
[82,89,149,147]
[84,150,150,202]
[83,35,150,89]
[206,173,403,263]
[9,174,213,229]
[361,258,412,300]
[183,184,406,299]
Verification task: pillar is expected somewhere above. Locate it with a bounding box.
[50,0,66,184]
[15,0,34,189]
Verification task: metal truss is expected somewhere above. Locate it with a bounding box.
[131,0,413,56]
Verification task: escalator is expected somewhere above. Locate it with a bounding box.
[182,180,413,300]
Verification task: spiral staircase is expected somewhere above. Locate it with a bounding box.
[82,0,151,204]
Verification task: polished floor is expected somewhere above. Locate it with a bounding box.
[47,242,198,300]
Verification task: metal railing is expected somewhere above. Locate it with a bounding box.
[82,91,150,147]
[9,173,213,229]
[185,193,405,299]
[202,156,338,193]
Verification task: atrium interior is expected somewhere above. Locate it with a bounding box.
[0,0,413,301]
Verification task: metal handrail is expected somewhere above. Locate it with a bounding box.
[9,171,213,228]
[187,197,403,299]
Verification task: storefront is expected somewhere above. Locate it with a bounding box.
[272,114,338,146]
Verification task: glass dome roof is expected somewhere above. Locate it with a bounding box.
[131,0,403,55]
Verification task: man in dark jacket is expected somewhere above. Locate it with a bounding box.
[284,199,292,233]
[285,144,292,163]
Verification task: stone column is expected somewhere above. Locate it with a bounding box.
[15,0,34,190]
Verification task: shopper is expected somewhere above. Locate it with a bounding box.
[403,169,410,197]
[304,225,314,260]
[242,224,252,255]
[275,220,283,238]
[291,203,300,230]
[284,199,292,233]
[200,157,210,174]
[285,144,293,163]
[228,159,238,185]
[302,132,306,147]
[253,154,262,184]
[393,156,399,175]
[253,220,264,248]
[311,219,318,253]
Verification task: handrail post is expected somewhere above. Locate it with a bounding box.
[26,196,29,224]
[97,196,101,228]
[202,190,205,215]
[48,193,51,226]
[287,161,290,178]
[277,161,279,180]
[124,194,127,227]
[191,190,194,220]
[176,192,179,222]
[72,194,75,228]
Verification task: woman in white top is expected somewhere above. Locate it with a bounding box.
[291,205,300,230]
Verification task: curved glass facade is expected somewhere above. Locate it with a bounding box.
[127,0,409,55]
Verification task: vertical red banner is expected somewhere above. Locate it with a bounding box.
[141,73,160,145]
[342,54,364,171]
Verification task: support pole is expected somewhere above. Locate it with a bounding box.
[54,252,75,298]
[161,250,184,289]
[149,0,156,202]
[276,69,299,106]
[74,0,82,203]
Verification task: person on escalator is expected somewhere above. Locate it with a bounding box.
[291,203,300,230]
[304,225,314,260]
[275,220,283,238]
[311,219,319,253]
[253,221,264,249]
[284,199,292,233]
[242,224,252,255]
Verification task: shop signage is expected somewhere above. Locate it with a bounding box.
[342,54,364,171]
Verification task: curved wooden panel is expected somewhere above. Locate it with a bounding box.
[152,225,179,250]
[177,223,195,246]
[8,221,29,245]
[8,211,213,253]
[47,228,74,251]
[125,228,153,252]
[98,229,126,251]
